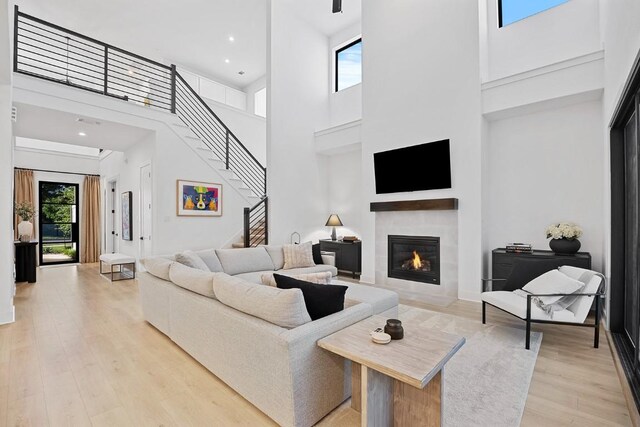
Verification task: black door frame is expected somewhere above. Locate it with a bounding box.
[610,47,640,410]
[38,181,80,265]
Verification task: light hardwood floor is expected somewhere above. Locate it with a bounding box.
[0,265,632,426]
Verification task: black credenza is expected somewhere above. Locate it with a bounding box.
[491,248,591,291]
[15,241,38,283]
[319,239,362,278]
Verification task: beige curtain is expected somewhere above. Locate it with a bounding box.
[14,169,34,240]
[81,175,101,263]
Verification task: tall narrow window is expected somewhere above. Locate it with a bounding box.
[254,87,267,118]
[498,0,569,27]
[335,38,362,92]
[39,181,79,265]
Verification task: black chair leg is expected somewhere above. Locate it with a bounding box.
[482,301,486,324]
[594,296,601,348]
[525,319,531,350]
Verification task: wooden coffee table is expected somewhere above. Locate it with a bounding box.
[318,315,465,427]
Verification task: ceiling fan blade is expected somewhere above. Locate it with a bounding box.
[332,0,342,13]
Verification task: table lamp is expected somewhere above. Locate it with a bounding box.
[325,214,343,241]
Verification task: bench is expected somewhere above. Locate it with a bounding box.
[99,253,136,281]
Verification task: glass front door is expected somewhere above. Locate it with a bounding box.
[39,181,79,265]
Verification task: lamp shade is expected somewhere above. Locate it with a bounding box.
[325,214,343,227]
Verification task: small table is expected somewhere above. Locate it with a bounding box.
[99,253,136,281]
[14,241,38,283]
[318,316,465,427]
[319,239,362,278]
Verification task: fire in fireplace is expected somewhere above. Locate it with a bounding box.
[388,235,440,284]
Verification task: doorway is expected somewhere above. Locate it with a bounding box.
[39,181,79,265]
[140,163,152,258]
[105,180,118,254]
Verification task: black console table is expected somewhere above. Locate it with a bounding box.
[15,241,38,283]
[320,239,362,278]
[491,248,591,291]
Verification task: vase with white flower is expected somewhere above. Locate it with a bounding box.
[545,222,583,254]
[14,201,36,242]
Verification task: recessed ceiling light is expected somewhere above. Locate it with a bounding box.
[228,36,234,42]
[224,59,230,64]
[78,131,86,136]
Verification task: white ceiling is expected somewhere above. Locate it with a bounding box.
[13,103,153,151]
[281,0,362,36]
[15,0,267,89]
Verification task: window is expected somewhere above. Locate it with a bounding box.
[498,0,569,27]
[254,87,267,118]
[335,38,362,92]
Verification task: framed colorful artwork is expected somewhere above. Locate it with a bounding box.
[121,191,133,240]
[176,180,222,217]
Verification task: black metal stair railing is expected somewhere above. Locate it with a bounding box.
[174,73,267,198]
[13,6,268,246]
[244,197,268,247]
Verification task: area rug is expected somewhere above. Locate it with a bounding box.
[393,305,542,427]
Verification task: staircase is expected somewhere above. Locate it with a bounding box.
[13,6,267,247]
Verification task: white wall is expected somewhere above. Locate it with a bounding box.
[481,0,601,81]
[268,3,331,245]
[485,100,604,272]
[325,148,362,239]
[360,0,483,301]
[0,0,14,324]
[204,99,267,165]
[14,147,100,175]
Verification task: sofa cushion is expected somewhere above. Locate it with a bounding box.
[175,250,210,271]
[283,242,315,270]
[312,244,324,265]
[213,273,311,328]
[264,245,285,270]
[233,271,266,284]
[343,282,399,315]
[281,264,338,277]
[215,247,275,275]
[141,256,173,281]
[261,271,332,287]
[274,274,347,321]
[169,262,217,299]
[194,249,224,272]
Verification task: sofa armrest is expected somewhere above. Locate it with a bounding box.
[321,251,336,267]
[280,302,371,345]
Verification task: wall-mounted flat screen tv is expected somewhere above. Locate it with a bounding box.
[374,139,452,194]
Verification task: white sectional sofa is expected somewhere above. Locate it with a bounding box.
[139,245,398,427]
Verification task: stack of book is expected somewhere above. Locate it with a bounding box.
[505,243,533,253]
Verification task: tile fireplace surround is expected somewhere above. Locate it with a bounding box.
[374,209,459,306]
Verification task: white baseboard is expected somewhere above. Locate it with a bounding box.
[359,275,375,285]
[458,290,481,302]
[0,305,15,325]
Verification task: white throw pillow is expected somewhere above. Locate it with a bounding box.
[175,250,210,271]
[282,242,315,270]
[522,269,583,305]
[213,273,311,328]
[260,271,332,287]
[169,262,217,299]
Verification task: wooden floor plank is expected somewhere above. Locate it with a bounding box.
[0,265,632,426]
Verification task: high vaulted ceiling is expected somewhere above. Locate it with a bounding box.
[282,0,361,36]
[15,0,267,89]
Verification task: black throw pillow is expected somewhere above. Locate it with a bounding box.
[274,274,347,320]
[312,243,324,265]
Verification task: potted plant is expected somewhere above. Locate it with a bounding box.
[14,201,36,242]
[545,222,583,254]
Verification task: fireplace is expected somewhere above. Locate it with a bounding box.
[388,235,440,284]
